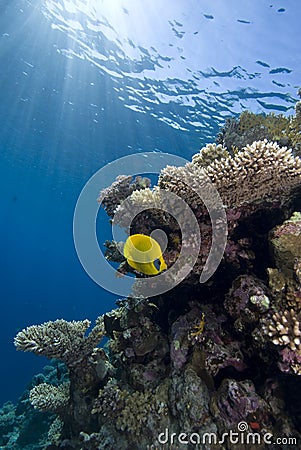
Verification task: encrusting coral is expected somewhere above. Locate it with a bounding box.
[11,104,301,449]
[0,362,66,449]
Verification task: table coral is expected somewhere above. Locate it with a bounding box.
[14,319,103,368]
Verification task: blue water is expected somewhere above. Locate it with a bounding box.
[0,0,300,405]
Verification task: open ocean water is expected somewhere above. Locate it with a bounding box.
[0,0,300,410]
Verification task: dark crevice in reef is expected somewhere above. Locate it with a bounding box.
[232,207,287,281]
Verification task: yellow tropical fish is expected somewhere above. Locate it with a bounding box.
[123,234,167,276]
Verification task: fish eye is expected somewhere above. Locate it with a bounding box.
[153,258,161,271]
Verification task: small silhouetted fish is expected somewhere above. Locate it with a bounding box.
[237,19,251,24]
[256,60,270,68]
[269,67,292,74]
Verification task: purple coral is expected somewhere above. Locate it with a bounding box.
[212,379,270,429]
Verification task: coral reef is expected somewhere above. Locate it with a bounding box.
[14,317,110,439]
[9,106,301,449]
[192,142,230,167]
[0,362,65,449]
[109,138,301,284]
[13,283,301,449]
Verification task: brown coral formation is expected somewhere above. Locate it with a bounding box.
[265,309,301,352]
[29,383,70,413]
[269,212,301,281]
